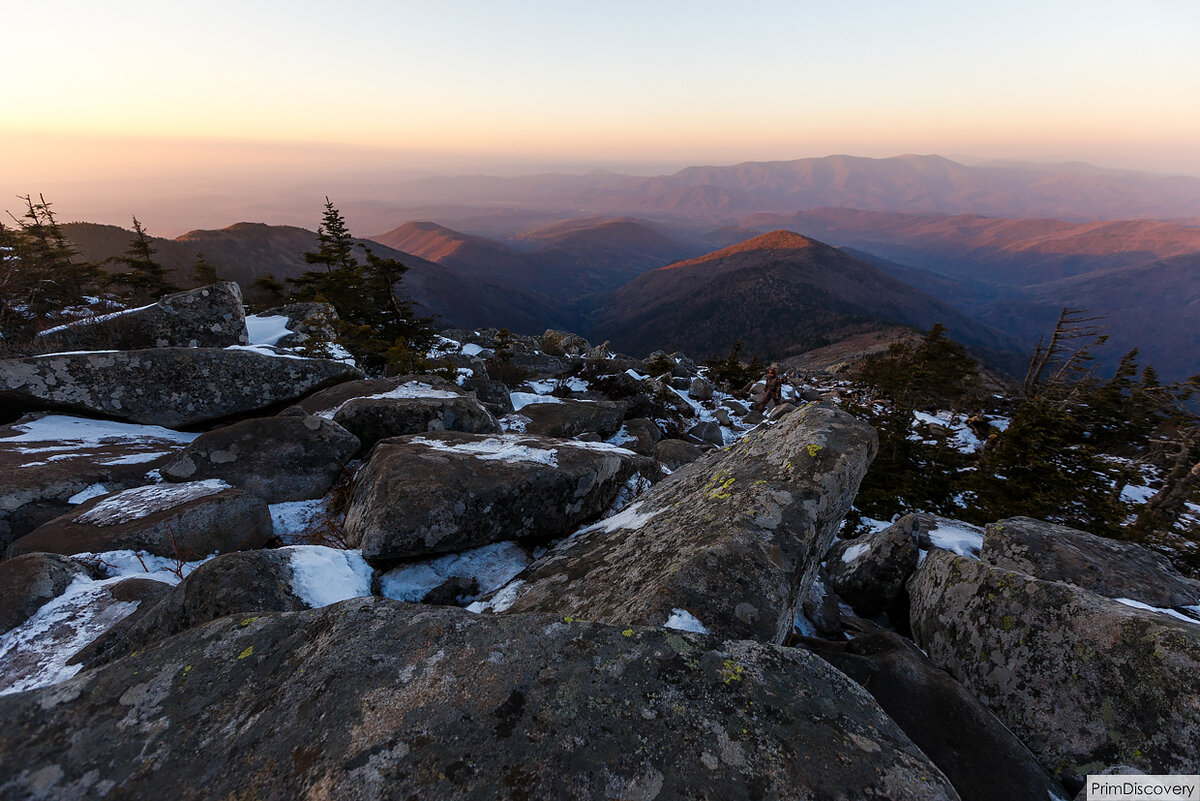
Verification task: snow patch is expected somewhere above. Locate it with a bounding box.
[37,301,154,336]
[1120,484,1156,504]
[68,483,109,505]
[467,580,526,614]
[244,314,292,346]
[461,343,485,357]
[582,500,662,535]
[498,413,531,434]
[664,608,708,634]
[269,499,328,544]
[99,452,168,465]
[379,542,530,603]
[841,542,870,564]
[3,415,196,447]
[410,435,559,466]
[1115,597,1200,625]
[927,520,984,559]
[284,546,373,608]
[75,479,231,526]
[510,392,563,411]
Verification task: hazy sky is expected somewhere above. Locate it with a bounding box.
[4,0,1200,233]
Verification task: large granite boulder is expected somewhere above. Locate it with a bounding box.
[0,349,363,428]
[0,553,96,635]
[909,548,1200,777]
[518,398,626,439]
[68,549,309,671]
[476,402,878,644]
[0,598,959,800]
[10,482,273,560]
[652,437,705,470]
[0,414,195,546]
[804,622,1070,801]
[294,375,499,448]
[37,282,248,352]
[344,433,659,565]
[160,415,360,503]
[540,329,589,356]
[825,516,920,618]
[981,516,1200,608]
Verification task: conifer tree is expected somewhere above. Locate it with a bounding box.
[107,216,179,303]
[191,251,218,285]
[303,197,355,273]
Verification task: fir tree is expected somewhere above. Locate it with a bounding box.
[191,251,219,285]
[107,216,179,302]
[303,197,355,273]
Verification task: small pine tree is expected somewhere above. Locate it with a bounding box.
[303,197,355,273]
[107,216,179,302]
[191,251,219,285]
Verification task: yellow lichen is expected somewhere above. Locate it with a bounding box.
[622,629,634,637]
[238,646,254,660]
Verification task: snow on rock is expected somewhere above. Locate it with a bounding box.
[498,413,531,434]
[0,576,138,696]
[244,314,293,346]
[67,483,109,505]
[841,542,870,564]
[75,479,232,526]
[1115,597,1200,625]
[75,549,214,583]
[510,392,563,411]
[1120,484,1157,504]
[379,541,531,603]
[604,473,653,515]
[461,343,485,357]
[912,411,982,454]
[664,608,709,634]
[410,435,560,466]
[927,520,984,559]
[223,344,306,360]
[36,302,154,337]
[581,500,662,535]
[467,580,526,614]
[526,377,589,394]
[269,499,328,544]
[99,452,168,466]
[283,546,373,608]
[3,415,197,450]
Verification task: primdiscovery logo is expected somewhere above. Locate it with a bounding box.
[1087,776,1200,800]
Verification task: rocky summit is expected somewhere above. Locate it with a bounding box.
[0,279,1196,800]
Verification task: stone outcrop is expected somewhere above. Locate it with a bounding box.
[10,482,273,560]
[825,516,920,618]
[344,433,659,565]
[0,553,96,634]
[256,302,339,350]
[909,548,1200,776]
[980,516,1200,608]
[37,282,248,352]
[0,348,363,428]
[0,598,959,801]
[478,402,878,644]
[518,398,625,439]
[160,415,360,503]
[540,328,589,356]
[804,622,1070,801]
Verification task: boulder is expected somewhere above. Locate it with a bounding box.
[254,302,338,350]
[981,516,1200,608]
[37,281,248,352]
[0,348,363,428]
[519,398,625,439]
[612,417,662,456]
[651,437,705,470]
[909,548,1200,776]
[687,420,724,447]
[344,432,659,565]
[0,598,959,800]
[0,413,194,545]
[459,373,514,416]
[11,482,273,560]
[294,374,500,448]
[803,622,1071,801]
[477,402,878,644]
[689,376,714,400]
[0,553,96,635]
[798,565,844,638]
[160,415,360,503]
[68,549,308,671]
[825,516,920,618]
[539,329,589,356]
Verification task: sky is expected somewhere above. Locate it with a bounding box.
[3,0,1200,234]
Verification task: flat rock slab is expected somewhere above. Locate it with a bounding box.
[481,401,878,644]
[981,516,1200,608]
[11,482,273,560]
[0,415,195,546]
[0,598,958,801]
[37,281,248,351]
[161,414,360,503]
[909,549,1200,777]
[344,432,659,565]
[0,348,363,428]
